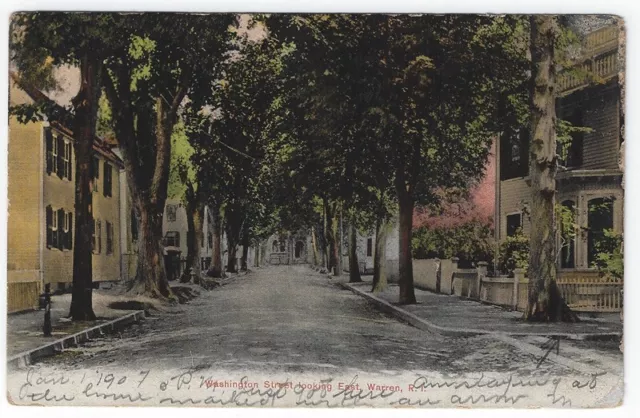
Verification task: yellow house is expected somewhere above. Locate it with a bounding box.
[8,74,130,313]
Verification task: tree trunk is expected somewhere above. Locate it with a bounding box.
[318,220,327,270]
[240,228,249,271]
[183,184,203,283]
[525,15,578,322]
[227,233,238,273]
[132,197,172,298]
[311,227,319,266]
[396,179,417,304]
[348,219,362,283]
[208,205,223,278]
[69,53,102,321]
[372,216,389,293]
[325,201,338,274]
[254,242,260,268]
[102,67,186,301]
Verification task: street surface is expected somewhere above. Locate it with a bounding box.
[28,266,618,376]
[9,266,623,407]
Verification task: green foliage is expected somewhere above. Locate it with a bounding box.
[592,229,624,280]
[556,118,593,162]
[556,201,578,266]
[498,229,529,277]
[168,121,195,202]
[412,221,494,266]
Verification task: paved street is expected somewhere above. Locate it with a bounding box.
[8,266,625,408]
[20,266,616,378]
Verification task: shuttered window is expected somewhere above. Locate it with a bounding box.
[44,128,72,181]
[106,221,114,255]
[65,212,73,249]
[46,206,73,250]
[57,208,65,249]
[45,128,53,174]
[46,205,53,248]
[103,162,113,197]
[91,157,100,192]
[63,141,72,180]
[92,219,102,254]
[55,135,65,179]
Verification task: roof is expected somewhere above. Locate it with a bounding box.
[9,71,124,169]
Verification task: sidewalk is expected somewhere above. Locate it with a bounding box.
[341,278,622,340]
[7,276,244,364]
[7,288,156,359]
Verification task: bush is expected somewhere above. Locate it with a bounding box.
[412,220,493,267]
[498,230,529,277]
[592,229,623,280]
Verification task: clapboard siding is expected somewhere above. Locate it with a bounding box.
[498,177,530,240]
[558,84,620,171]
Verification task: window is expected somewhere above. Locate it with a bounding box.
[91,157,100,192]
[103,162,113,197]
[62,141,72,180]
[558,108,585,168]
[208,232,213,249]
[92,219,102,254]
[500,128,529,180]
[506,213,522,237]
[295,241,304,258]
[272,241,279,252]
[45,128,54,175]
[166,204,177,222]
[46,206,72,250]
[46,205,57,248]
[164,231,180,247]
[106,221,114,255]
[588,197,614,266]
[366,238,373,257]
[52,134,59,175]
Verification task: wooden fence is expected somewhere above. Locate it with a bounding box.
[8,281,41,313]
[556,274,623,312]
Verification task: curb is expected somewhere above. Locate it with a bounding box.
[339,282,622,341]
[7,310,146,369]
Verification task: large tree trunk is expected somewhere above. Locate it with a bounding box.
[182,182,203,283]
[69,53,102,321]
[348,219,362,283]
[102,69,186,301]
[240,228,250,271]
[372,216,389,293]
[208,205,223,277]
[396,175,417,304]
[132,197,172,298]
[525,16,578,322]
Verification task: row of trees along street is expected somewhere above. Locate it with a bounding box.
[10,14,597,322]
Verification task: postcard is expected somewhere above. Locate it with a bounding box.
[6,12,624,408]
